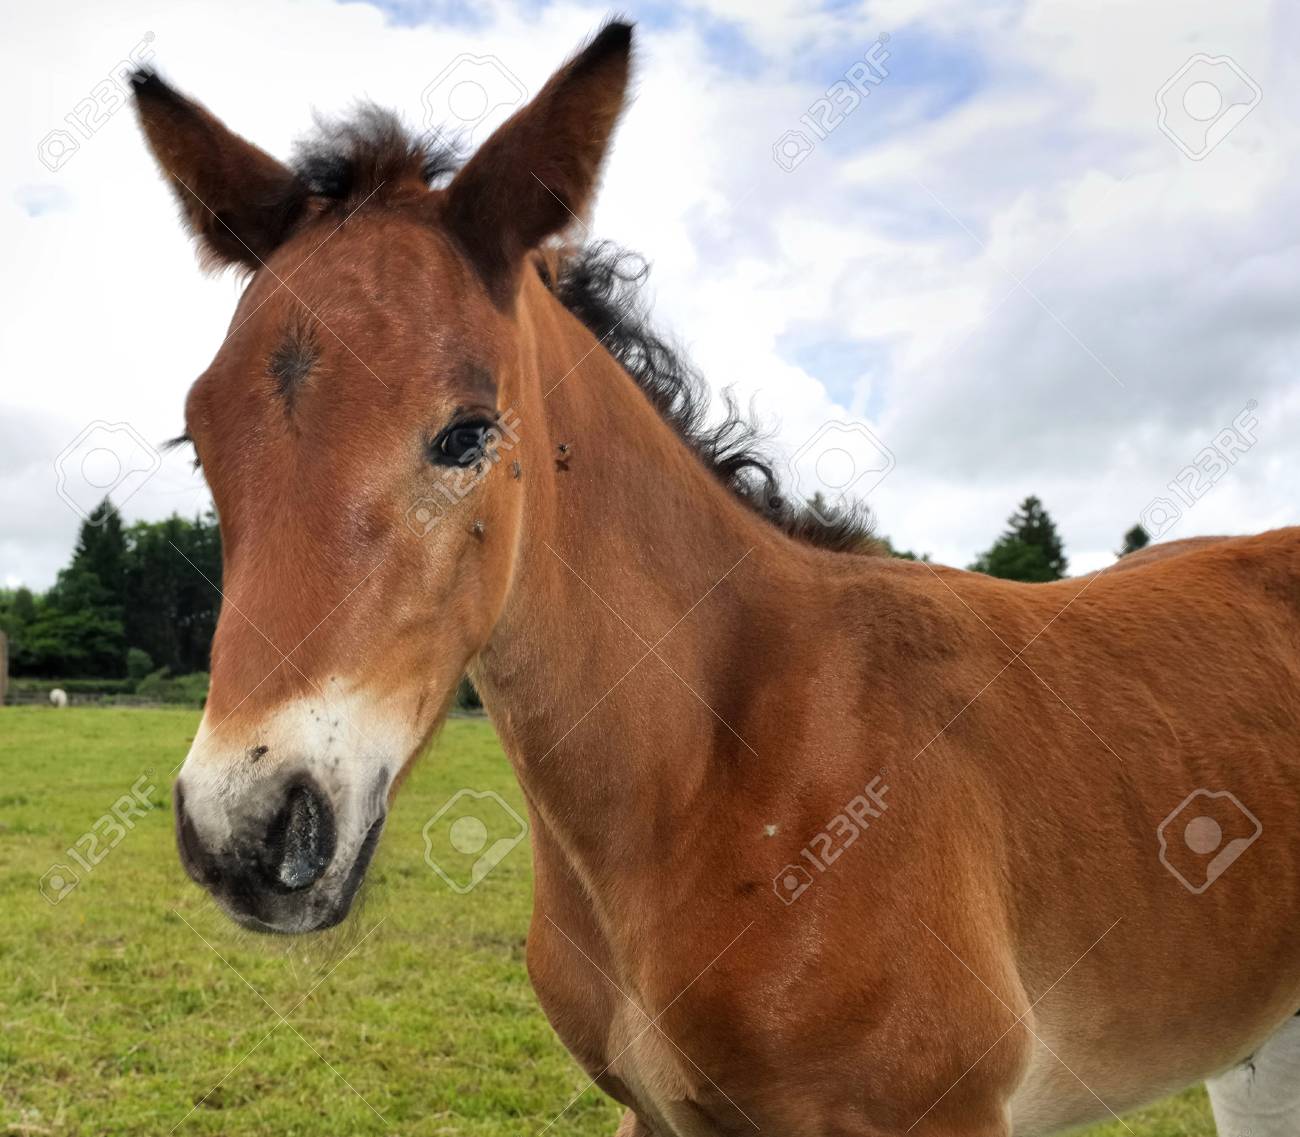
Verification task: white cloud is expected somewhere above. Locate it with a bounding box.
[1,0,1294,587]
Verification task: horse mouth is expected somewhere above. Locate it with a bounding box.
[220,814,387,935]
[327,814,386,924]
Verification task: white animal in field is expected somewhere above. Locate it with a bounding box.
[49,688,68,708]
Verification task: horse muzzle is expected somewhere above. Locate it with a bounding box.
[174,768,387,934]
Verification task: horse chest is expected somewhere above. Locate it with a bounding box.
[604,1001,720,1136]
[527,908,737,1135]
[525,940,712,1133]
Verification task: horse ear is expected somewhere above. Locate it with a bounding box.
[132,72,310,272]
[442,21,632,303]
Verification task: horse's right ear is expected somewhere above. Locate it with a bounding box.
[132,72,311,272]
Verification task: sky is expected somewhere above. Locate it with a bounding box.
[3,0,1298,588]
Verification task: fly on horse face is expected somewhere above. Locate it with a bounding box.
[134,22,1300,1137]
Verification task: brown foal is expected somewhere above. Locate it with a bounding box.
[134,23,1300,1136]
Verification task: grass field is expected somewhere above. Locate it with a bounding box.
[1,708,1216,1136]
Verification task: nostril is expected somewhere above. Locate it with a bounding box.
[264,783,336,892]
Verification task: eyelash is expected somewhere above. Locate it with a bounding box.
[167,431,202,471]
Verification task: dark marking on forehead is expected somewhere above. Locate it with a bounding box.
[268,318,320,407]
[461,362,497,403]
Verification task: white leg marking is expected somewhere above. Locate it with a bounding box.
[1207,1014,1300,1137]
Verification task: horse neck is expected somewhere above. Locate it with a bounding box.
[472,272,797,884]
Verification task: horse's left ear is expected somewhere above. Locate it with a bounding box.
[133,71,311,272]
[442,21,633,304]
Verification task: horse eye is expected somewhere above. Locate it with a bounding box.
[433,420,493,467]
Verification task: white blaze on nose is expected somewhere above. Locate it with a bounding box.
[176,682,424,868]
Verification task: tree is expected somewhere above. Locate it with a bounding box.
[11,501,130,676]
[1005,495,1067,578]
[876,535,931,562]
[71,500,128,611]
[0,587,41,671]
[969,538,1056,582]
[21,565,126,676]
[970,496,1068,582]
[123,511,221,675]
[1119,524,1150,557]
[126,647,155,682]
[4,504,223,680]
[9,587,37,626]
[0,587,38,640]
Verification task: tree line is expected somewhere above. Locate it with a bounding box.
[1,494,1148,684]
[1,500,219,680]
[964,495,1148,582]
[833,492,1148,581]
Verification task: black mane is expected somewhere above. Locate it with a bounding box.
[292,112,877,554]
[547,243,877,553]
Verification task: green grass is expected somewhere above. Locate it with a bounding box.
[0,708,1215,1136]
